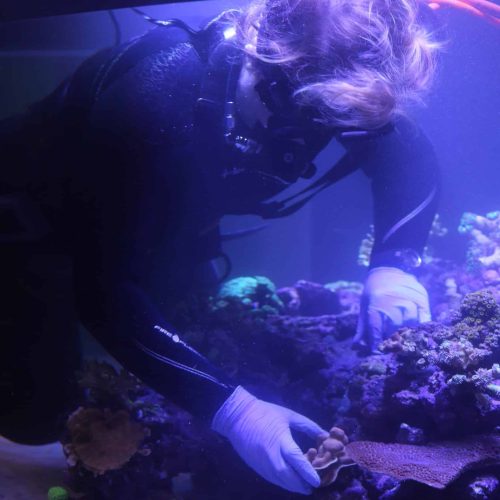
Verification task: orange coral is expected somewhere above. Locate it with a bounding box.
[64,407,147,475]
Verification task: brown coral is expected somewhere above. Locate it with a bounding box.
[305,427,355,486]
[345,435,500,489]
[64,407,147,475]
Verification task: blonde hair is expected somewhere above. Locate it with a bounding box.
[231,0,441,129]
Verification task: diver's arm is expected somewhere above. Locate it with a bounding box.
[339,117,439,350]
[359,117,440,267]
[71,146,234,419]
[66,40,236,418]
[77,276,235,420]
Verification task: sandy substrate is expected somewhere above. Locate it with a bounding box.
[0,437,68,500]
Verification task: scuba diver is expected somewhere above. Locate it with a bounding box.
[2,0,497,494]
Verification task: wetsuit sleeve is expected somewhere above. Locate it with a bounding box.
[68,39,234,421]
[341,117,440,268]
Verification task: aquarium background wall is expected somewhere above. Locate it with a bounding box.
[1,1,498,287]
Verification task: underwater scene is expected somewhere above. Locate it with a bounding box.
[0,0,499,499]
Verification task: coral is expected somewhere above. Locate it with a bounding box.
[276,280,363,316]
[325,281,363,314]
[396,423,426,444]
[379,323,442,361]
[437,338,491,371]
[459,211,500,269]
[63,264,500,499]
[47,486,69,500]
[268,313,358,341]
[456,289,500,321]
[62,363,223,499]
[64,407,147,475]
[345,435,500,489]
[468,475,500,499]
[277,280,340,316]
[305,427,355,486]
[458,211,500,303]
[77,361,171,426]
[343,290,500,445]
[210,276,284,318]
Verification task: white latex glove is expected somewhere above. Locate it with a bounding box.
[212,386,327,495]
[354,266,431,353]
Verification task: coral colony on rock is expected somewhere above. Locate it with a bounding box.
[62,212,500,499]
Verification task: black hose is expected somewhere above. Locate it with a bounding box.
[130,7,199,36]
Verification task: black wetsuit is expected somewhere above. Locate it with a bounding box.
[0,15,439,443]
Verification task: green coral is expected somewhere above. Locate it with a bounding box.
[211,276,284,318]
[47,486,69,500]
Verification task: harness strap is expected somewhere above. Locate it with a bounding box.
[256,150,360,218]
[255,125,394,219]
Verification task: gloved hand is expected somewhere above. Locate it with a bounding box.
[354,267,431,353]
[212,386,327,495]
